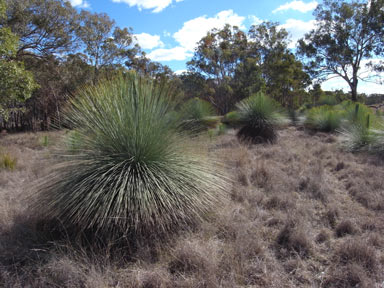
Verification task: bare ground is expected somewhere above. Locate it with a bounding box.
[0,127,383,287]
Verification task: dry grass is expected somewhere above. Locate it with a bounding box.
[0,127,384,287]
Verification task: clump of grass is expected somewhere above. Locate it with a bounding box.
[276,220,312,257]
[335,240,377,273]
[178,97,219,132]
[305,105,343,132]
[208,123,228,139]
[235,92,284,144]
[0,151,17,171]
[34,72,227,240]
[340,103,383,152]
[335,220,357,237]
[40,135,49,147]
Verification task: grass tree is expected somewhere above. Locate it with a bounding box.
[235,92,285,144]
[341,102,383,153]
[178,97,220,132]
[305,105,343,132]
[35,72,227,240]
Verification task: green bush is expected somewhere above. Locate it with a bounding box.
[341,103,382,152]
[235,92,284,143]
[178,97,219,132]
[305,105,343,132]
[318,94,338,106]
[35,72,227,239]
[222,111,240,128]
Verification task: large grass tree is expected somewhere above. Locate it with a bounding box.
[35,72,227,240]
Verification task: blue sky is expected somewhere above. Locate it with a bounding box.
[69,0,383,94]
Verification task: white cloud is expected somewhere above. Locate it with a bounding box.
[248,15,263,26]
[111,0,181,13]
[173,10,246,51]
[134,33,164,50]
[68,0,90,8]
[279,18,316,48]
[174,69,187,75]
[145,10,245,62]
[273,1,318,13]
[147,47,193,61]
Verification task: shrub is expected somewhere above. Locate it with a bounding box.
[235,92,284,144]
[0,152,16,171]
[222,111,241,127]
[318,94,338,106]
[340,103,382,152]
[34,72,227,239]
[178,97,219,132]
[305,105,343,132]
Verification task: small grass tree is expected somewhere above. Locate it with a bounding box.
[35,72,227,240]
[178,97,219,132]
[235,92,285,144]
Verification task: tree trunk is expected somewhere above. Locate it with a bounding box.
[351,72,358,102]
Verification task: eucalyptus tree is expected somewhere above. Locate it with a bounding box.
[77,11,139,82]
[187,24,251,113]
[298,0,384,102]
[4,0,78,59]
[0,0,36,128]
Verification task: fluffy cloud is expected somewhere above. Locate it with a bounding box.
[147,10,245,62]
[273,1,318,13]
[173,10,246,51]
[134,33,164,49]
[147,47,193,61]
[111,0,182,13]
[248,15,263,26]
[279,18,316,48]
[68,0,90,8]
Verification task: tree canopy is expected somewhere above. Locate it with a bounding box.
[298,0,384,101]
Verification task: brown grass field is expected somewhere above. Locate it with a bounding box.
[0,127,384,287]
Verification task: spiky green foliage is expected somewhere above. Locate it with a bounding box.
[35,72,227,238]
[178,97,219,132]
[235,92,284,143]
[305,106,343,132]
[341,103,382,152]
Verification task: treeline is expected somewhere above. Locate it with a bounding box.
[0,0,383,131]
[0,0,176,131]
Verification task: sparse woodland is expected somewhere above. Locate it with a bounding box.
[0,0,384,287]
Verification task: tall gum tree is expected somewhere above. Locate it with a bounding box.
[298,0,384,101]
[0,0,37,125]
